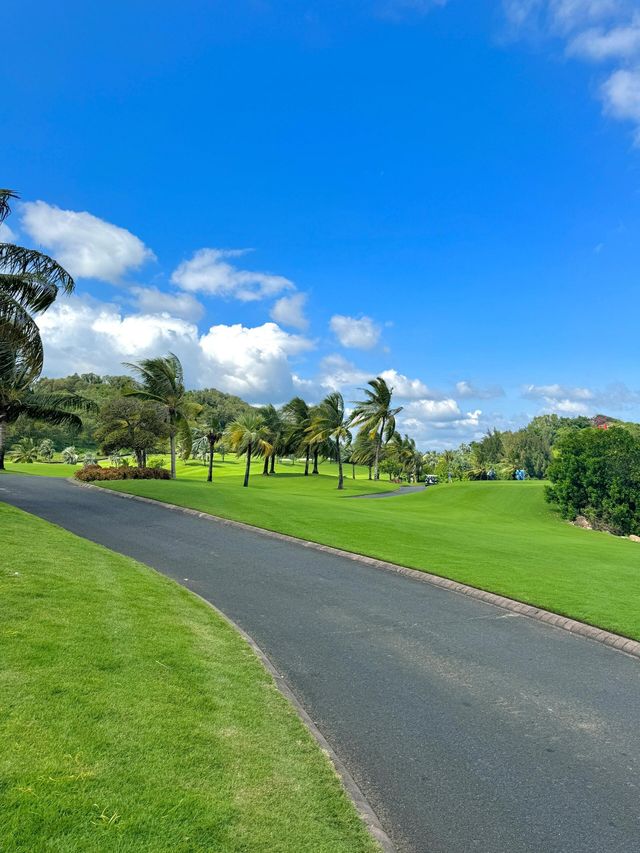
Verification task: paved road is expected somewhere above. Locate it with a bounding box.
[2,473,640,853]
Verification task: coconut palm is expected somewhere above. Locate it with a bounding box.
[9,437,39,463]
[0,189,75,379]
[282,396,313,475]
[351,428,377,479]
[192,412,223,482]
[38,438,55,461]
[350,377,403,481]
[0,348,94,470]
[258,404,286,475]
[308,392,351,490]
[226,412,272,488]
[124,353,191,479]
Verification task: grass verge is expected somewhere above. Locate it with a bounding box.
[0,502,379,853]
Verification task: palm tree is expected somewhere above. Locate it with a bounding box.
[62,446,79,464]
[9,437,39,463]
[1,189,75,379]
[226,412,272,487]
[0,348,94,470]
[350,377,403,481]
[192,411,223,482]
[124,353,191,479]
[258,404,286,475]
[38,438,55,461]
[308,392,351,490]
[282,396,313,475]
[351,428,377,479]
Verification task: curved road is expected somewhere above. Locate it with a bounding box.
[2,474,640,853]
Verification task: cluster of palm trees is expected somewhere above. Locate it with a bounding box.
[0,188,96,470]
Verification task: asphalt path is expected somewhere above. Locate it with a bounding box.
[2,473,640,853]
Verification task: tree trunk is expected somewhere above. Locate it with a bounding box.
[352,462,355,479]
[135,449,144,467]
[169,434,177,479]
[262,455,270,475]
[373,416,385,481]
[142,449,147,468]
[312,447,319,474]
[304,446,310,476]
[336,439,344,490]
[207,439,215,482]
[243,442,252,487]
[368,464,372,480]
[0,421,6,470]
[270,454,275,474]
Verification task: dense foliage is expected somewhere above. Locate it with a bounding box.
[75,465,171,482]
[546,427,640,536]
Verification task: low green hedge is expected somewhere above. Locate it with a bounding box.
[75,465,171,482]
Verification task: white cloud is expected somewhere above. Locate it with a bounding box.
[399,399,484,448]
[20,201,155,283]
[171,248,294,302]
[504,0,640,142]
[130,286,204,321]
[330,314,381,350]
[0,222,17,243]
[270,292,309,330]
[522,380,640,413]
[455,380,506,400]
[317,354,371,392]
[378,369,433,399]
[38,295,313,403]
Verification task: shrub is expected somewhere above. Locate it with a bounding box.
[75,466,171,482]
[546,427,640,536]
[147,457,166,469]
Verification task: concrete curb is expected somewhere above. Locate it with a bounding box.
[70,479,640,665]
[68,479,395,852]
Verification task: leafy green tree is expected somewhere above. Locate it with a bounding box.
[95,397,169,468]
[308,392,351,490]
[9,437,39,463]
[124,353,191,479]
[226,413,272,487]
[350,377,402,480]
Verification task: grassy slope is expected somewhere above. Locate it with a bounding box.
[0,503,378,853]
[97,460,640,640]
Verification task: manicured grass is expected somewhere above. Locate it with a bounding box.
[99,467,640,641]
[0,503,379,853]
[2,459,82,477]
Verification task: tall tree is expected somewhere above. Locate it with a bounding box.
[95,397,169,467]
[350,377,402,481]
[258,404,285,475]
[124,353,191,479]
[308,392,351,490]
[0,189,75,379]
[350,428,377,479]
[192,410,223,482]
[282,396,313,475]
[226,412,272,487]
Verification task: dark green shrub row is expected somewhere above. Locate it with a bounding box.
[75,465,170,482]
[546,427,640,536]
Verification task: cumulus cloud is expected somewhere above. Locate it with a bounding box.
[0,221,17,243]
[378,369,433,399]
[455,380,505,400]
[523,381,640,413]
[171,248,294,302]
[329,314,381,350]
[38,296,313,403]
[399,399,484,448]
[20,201,155,282]
[270,292,309,330]
[317,354,371,392]
[503,0,640,142]
[130,286,204,321]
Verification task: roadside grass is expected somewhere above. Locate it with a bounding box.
[0,503,379,853]
[98,474,640,641]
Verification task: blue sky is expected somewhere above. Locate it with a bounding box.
[3,0,640,447]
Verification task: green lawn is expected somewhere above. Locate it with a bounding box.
[0,502,378,853]
[94,460,640,641]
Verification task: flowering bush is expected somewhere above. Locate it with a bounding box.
[75,465,170,482]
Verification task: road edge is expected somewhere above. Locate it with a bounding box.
[70,478,640,660]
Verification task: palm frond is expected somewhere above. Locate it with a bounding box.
[0,245,74,297]
[0,190,19,225]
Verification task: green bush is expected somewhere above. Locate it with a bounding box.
[546,427,640,536]
[75,465,171,482]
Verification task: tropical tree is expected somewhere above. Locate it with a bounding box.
[308,392,351,490]
[0,189,75,379]
[82,450,98,466]
[282,396,313,475]
[192,410,223,482]
[350,428,377,479]
[350,377,402,480]
[258,404,286,475]
[226,412,272,487]
[9,437,39,463]
[124,353,191,479]
[95,396,169,468]
[0,348,94,470]
[38,438,55,461]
